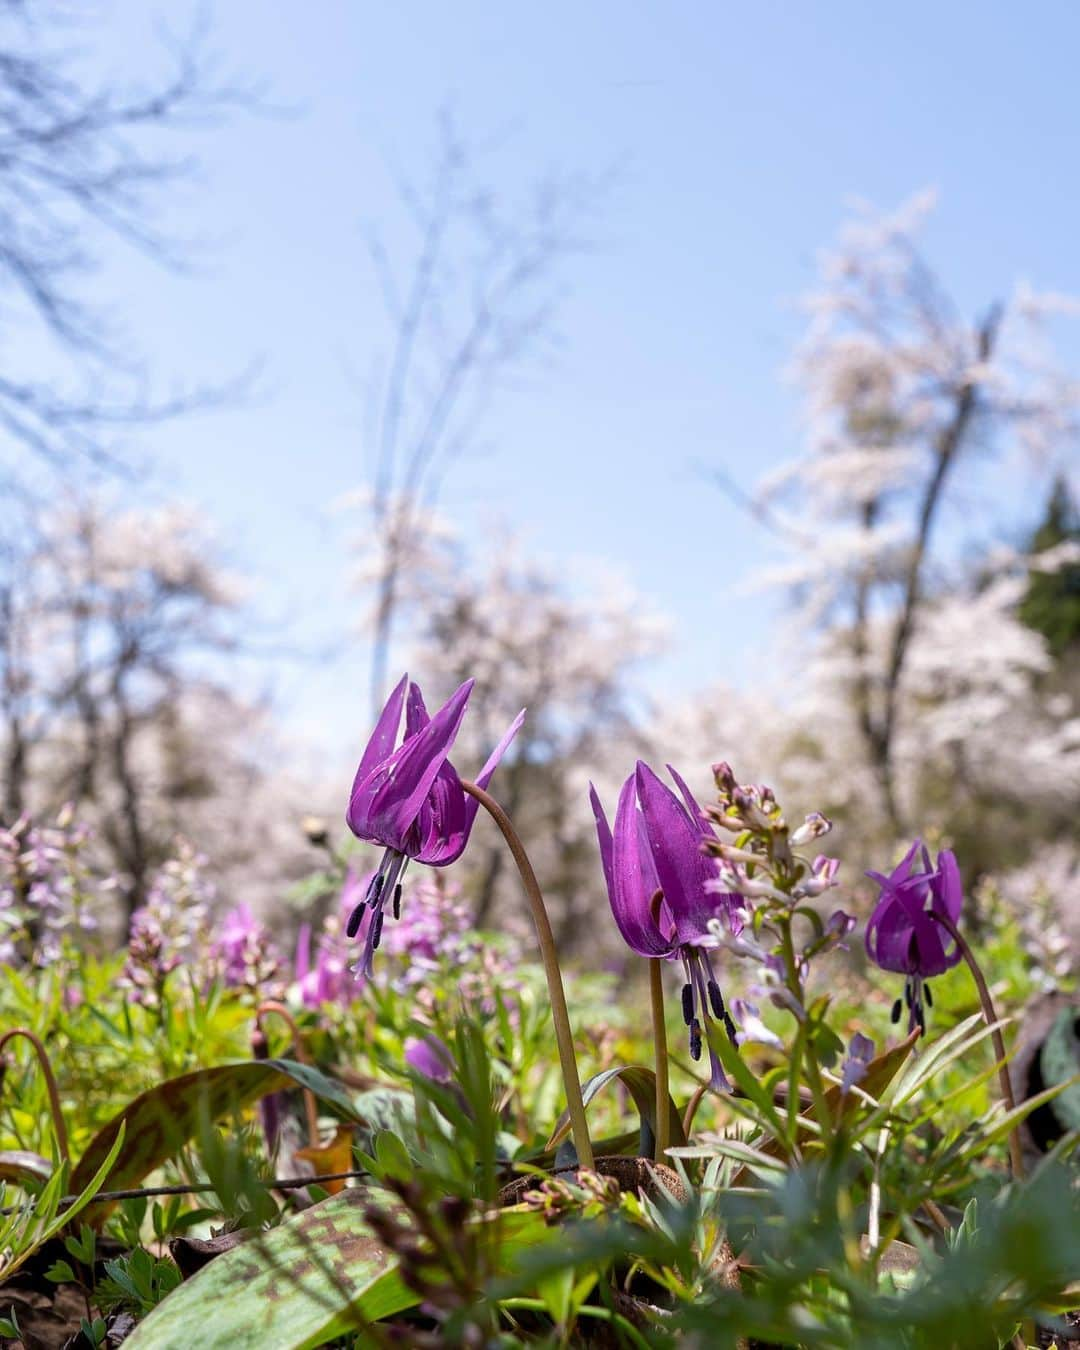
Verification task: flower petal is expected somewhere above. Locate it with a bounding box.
[634,761,720,945]
[349,679,474,845]
[664,762,713,834]
[409,759,469,864]
[460,707,526,831]
[405,681,431,738]
[349,674,408,804]
[607,774,672,958]
[589,783,615,901]
[931,849,963,925]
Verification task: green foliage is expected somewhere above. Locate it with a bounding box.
[1019,475,1080,658]
[0,829,1076,1345]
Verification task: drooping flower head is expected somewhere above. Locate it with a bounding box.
[590,760,742,1092]
[865,840,963,1034]
[345,674,524,978]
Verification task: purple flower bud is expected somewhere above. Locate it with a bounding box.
[404,1034,453,1083]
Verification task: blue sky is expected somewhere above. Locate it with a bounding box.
[77,1,1080,750]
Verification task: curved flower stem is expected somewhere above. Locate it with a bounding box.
[648,959,670,1162]
[928,911,1024,1180]
[682,1084,709,1138]
[461,779,594,1169]
[255,1002,320,1148]
[0,1028,69,1163]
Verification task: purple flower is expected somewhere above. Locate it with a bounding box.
[865,841,963,1033]
[295,921,349,1008]
[404,1034,454,1083]
[590,761,741,1092]
[840,1032,875,1095]
[345,675,524,978]
[215,903,280,991]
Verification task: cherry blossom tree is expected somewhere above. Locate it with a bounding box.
[749,192,1079,843]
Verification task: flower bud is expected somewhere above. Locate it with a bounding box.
[790,812,832,847]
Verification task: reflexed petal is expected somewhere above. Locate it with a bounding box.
[665,762,713,834]
[634,762,720,945]
[931,849,964,925]
[349,674,408,803]
[405,681,431,738]
[351,679,474,844]
[461,708,526,834]
[608,775,672,958]
[589,782,615,900]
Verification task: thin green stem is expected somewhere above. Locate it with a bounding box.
[778,919,832,1145]
[461,780,594,1169]
[928,910,1024,1180]
[648,958,670,1162]
[0,1027,69,1162]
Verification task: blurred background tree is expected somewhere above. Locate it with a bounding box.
[0,7,1075,978]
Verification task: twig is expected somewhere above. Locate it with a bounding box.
[461,779,594,1169]
[49,1170,369,1212]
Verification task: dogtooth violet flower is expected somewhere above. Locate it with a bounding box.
[865,840,963,1033]
[345,674,524,978]
[590,760,742,1092]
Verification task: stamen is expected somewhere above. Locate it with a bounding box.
[345,903,366,939]
[923,982,933,1009]
[891,998,902,1024]
[392,883,402,920]
[707,979,725,1019]
[689,1018,703,1061]
[681,983,694,1026]
[723,1011,737,1043]
[367,872,385,909]
[371,910,385,950]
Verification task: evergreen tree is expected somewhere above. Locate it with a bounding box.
[1019,477,1080,658]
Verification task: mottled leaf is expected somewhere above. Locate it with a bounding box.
[125,1189,548,1350]
[71,1059,359,1220]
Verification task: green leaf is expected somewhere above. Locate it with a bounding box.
[124,1190,549,1350]
[71,1059,358,1222]
[544,1065,687,1155]
[45,1258,76,1283]
[0,1125,126,1282]
[372,1131,412,1183]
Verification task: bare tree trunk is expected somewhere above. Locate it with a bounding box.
[109,672,149,923]
[854,307,1002,834]
[71,602,100,803]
